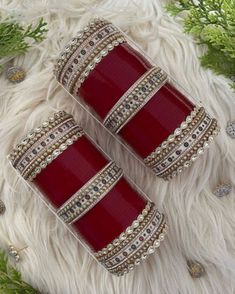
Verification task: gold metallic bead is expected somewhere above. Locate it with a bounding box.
[6,66,26,83]
[187,260,205,278]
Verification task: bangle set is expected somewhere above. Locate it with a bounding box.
[8,17,221,277]
[9,111,167,276]
[54,18,219,180]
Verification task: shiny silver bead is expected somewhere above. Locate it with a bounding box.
[8,245,20,262]
[226,121,235,138]
[213,183,232,197]
[187,260,205,278]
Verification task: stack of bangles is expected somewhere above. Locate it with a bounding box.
[54,18,220,180]
[9,111,168,276]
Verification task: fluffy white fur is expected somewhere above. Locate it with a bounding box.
[0,0,235,293]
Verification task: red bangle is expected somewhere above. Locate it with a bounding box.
[55,18,220,180]
[9,110,167,276]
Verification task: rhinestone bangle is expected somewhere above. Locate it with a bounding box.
[93,200,167,276]
[103,67,168,134]
[101,210,167,275]
[111,221,167,276]
[10,111,71,163]
[71,35,126,95]
[95,201,153,258]
[9,111,84,181]
[55,18,110,78]
[144,106,202,166]
[57,161,123,224]
[54,18,127,94]
[159,119,220,180]
[61,23,120,89]
[144,106,220,180]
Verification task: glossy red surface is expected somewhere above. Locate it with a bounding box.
[119,82,194,158]
[33,134,147,252]
[73,177,147,252]
[78,43,152,119]
[77,42,195,159]
[33,136,108,208]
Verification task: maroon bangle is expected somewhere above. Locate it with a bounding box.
[54,18,220,180]
[9,110,167,276]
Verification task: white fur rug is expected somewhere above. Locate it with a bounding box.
[0,0,235,293]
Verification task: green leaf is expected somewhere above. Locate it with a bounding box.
[0,250,39,293]
[165,0,235,90]
[0,17,48,60]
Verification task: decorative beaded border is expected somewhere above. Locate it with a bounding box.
[95,201,153,258]
[28,131,83,181]
[103,67,168,134]
[71,35,126,95]
[102,209,164,270]
[57,161,123,224]
[70,32,124,93]
[9,111,84,181]
[144,107,201,166]
[13,116,74,170]
[147,107,206,168]
[60,23,119,88]
[9,111,71,164]
[142,105,220,180]
[160,120,220,180]
[146,108,206,171]
[15,118,78,175]
[55,18,109,78]
[97,206,156,263]
[153,112,211,175]
[110,220,167,276]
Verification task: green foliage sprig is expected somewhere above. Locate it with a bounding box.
[0,17,48,60]
[0,250,40,294]
[166,0,235,89]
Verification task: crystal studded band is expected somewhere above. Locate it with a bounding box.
[61,23,120,89]
[54,18,127,94]
[103,67,168,134]
[9,111,84,181]
[55,18,110,80]
[95,201,167,276]
[71,35,125,95]
[144,107,220,180]
[57,161,123,224]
